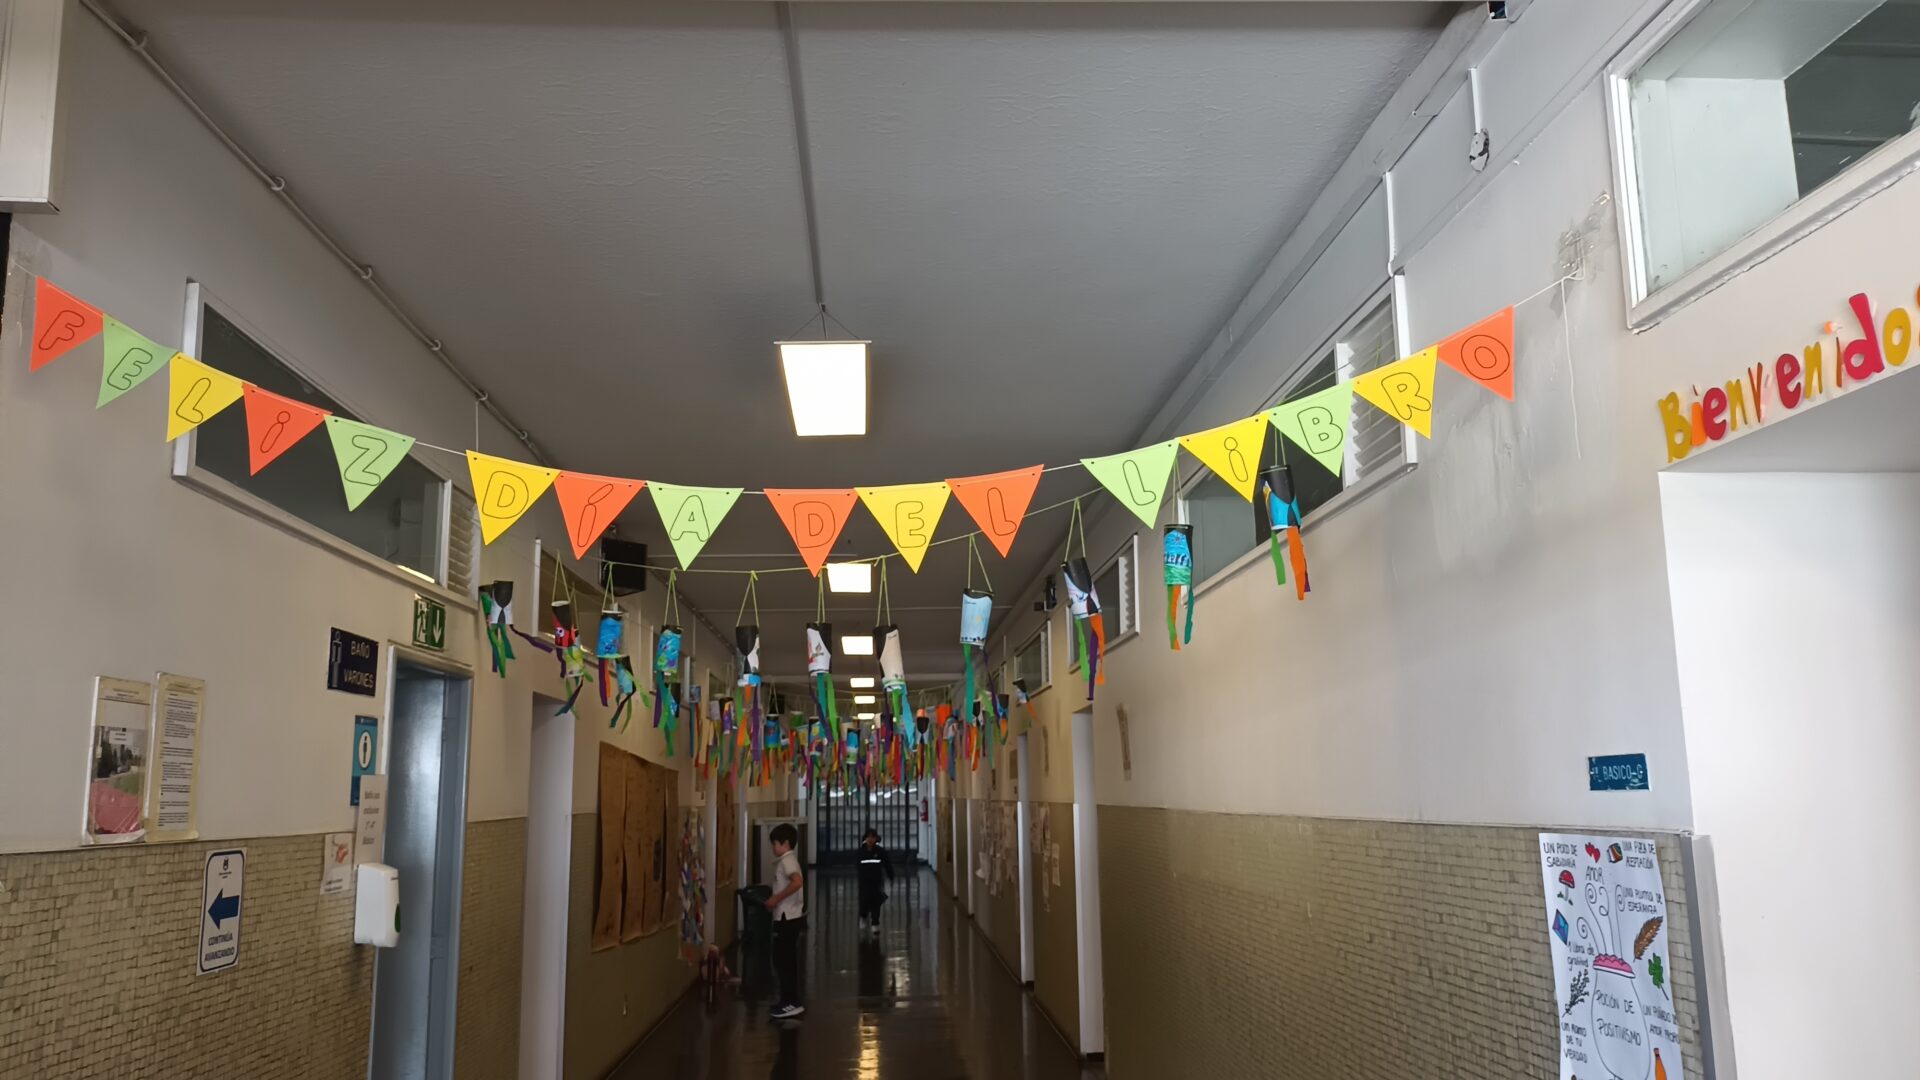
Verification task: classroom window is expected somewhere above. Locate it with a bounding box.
[181,299,454,588]
[1614,0,1920,303]
[1179,290,1404,586]
[1012,623,1050,694]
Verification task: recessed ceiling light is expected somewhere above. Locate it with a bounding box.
[826,562,871,593]
[841,634,874,656]
[849,676,876,689]
[854,694,877,705]
[855,711,877,720]
[778,340,868,437]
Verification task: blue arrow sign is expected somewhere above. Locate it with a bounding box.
[208,890,240,927]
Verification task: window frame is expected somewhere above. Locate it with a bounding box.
[1011,621,1052,698]
[169,281,470,609]
[1606,0,1920,330]
[1069,531,1141,672]
[1176,280,1416,595]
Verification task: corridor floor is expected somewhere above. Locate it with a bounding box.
[608,866,1100,1079]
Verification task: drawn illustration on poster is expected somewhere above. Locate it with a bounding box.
[1539,832,1683,1080]
[86,677,154,845]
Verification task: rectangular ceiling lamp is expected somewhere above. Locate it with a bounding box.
[849,676,876,689]
[826,562,871,593]
[855,711,877,720]
[854,694,877,705]
[841,634,874,656]
[778,340,868,437]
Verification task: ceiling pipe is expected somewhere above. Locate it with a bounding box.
[776,1,829,314]
[77,0,548,467]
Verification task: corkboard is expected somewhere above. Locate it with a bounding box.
[592,744,627,951]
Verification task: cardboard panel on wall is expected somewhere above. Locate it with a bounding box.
[716,782,738,888]
[620,753,651,943]
[593,744,626,951]
[656,771,680,933]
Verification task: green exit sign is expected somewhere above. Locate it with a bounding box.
[412,595,446,652]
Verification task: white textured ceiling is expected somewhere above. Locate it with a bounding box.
[105,0,1447,680]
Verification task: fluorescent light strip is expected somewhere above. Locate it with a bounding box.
[849,677,876,689]
[840,635,874,656]
[826,562,872,593]
[779,340,868,437]
[854,694,877,705]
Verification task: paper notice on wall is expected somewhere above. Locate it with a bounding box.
[86,677,153,845]
[1538,833,1683,1080]
[320,832,355,896]
[1051,844,1061,887]
[145,673,205,842]
[354,775,388,866]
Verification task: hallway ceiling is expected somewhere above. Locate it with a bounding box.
[106,0,1450,681]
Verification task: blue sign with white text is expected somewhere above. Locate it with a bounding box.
[1588,753,1649,792]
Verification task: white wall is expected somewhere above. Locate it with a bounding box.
[1662,470,1920,1078]
[0,14,737,852]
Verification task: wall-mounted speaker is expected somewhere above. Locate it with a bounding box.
[601,539,649,594]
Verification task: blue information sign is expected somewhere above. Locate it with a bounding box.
[351,716,379,806]
[1588,753,1649,792]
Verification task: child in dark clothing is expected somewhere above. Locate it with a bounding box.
[856,827,895,934]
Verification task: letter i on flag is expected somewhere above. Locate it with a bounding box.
[466,451,560,545]
[553,472,646,559]
[241,385,329,474]
[1178,414,1269,501]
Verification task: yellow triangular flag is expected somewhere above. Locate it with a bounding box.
[1352,346,1438,438]
[1177,414,1268,501]
[857,482,951,573]
[466,451,560,545]
[166,354,245,441]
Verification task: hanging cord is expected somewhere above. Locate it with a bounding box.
[965,535,994,595]
[1067,498,1089,561]
[875,559,893,625]
[815,572,827,622]
[664,569,681,627]
[736,571,761,627]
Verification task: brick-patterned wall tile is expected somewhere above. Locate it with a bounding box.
[1031,801,1079,1049]
[454,818,528,1080]
[1098,808,1706,1080]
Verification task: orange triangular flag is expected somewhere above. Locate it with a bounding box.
[764,489,859,576]
[242,385,329,475]
[1435,306,1515,400]
[552,472,646,560]
[30,278,104,371]
[946,465,1043,558]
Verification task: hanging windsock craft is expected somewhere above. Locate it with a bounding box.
[807,622,838,739]
[1256,464,1309,601]
[653,625,683,750]
[478,581,516,677]
[878,624,910,742]
[1062,556,1105,700]
[1163,523,1195,649]
[959,589,992,723]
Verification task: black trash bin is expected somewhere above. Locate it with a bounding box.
[737,884,773,953]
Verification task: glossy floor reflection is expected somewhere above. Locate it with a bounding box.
[607,867,1101,1080]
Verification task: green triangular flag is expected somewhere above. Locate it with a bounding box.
[648,481,743,568]
[97,316,174,408]
[1266,381,1354,478]
[325,416,417,511]
[1081,440,1178,528]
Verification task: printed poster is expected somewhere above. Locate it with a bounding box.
[146,673,205,841]
[86,677,153,844]
[1539,833,1683,1080]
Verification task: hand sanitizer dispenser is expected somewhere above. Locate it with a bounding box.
[354,863,400,947]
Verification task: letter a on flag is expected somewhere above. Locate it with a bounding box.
[1435,306,1515,400]
[1353,347,1438,438]
[466,451,559,545]
[241,385,329,474]
[1081,441,1178,528]
[326,416,416,511]
[1179,414,1268,501]
[553,472,645,560]
[649,482,743,568]
[857,483,951,573]
[946,465,1043,558]
[1266,382,1354,478]
[765,489,859,575]
[166,354,246,441]
[30,278,103,371]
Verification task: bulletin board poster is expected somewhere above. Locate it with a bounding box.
[1538,833,1683,1080]
[145,673,205,842]
[86,677,154,845]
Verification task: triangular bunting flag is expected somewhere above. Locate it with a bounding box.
[30,278,103,371]
[764,489,859,575]
[1081,441,1178,528]
[466,451,560,545]
[241,385,328,474]
[649,482,743,568]
[857,482,951,573]
[946,465,1043,558]
[325,416,417,511]
[1352,347,1438,438]
[553,472,645,560]
[1436,306,1515,399]
[97,317,174,407]
[1178,414,1268,501]
[165,355,246,441]
[1266,382,1354,478]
